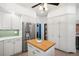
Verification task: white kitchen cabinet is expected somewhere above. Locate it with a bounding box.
[14,38,22,54]
[4,39,14,56]
[2,14,11,29]
[0,12,22,30]
[0,41,4,56]
[52,23,60,49]
[59,15,76,52]
[57,16,67,51]
[67,23,76,52]
[59,23,68,51]
[11,15,21,29]
[47,19,59,49]
[28,43,55,56]
[19,17,22,30]
[0,13,3,29]
[3,37,22,56]
[47,14,76,53]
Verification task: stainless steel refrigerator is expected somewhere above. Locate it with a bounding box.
[22,22,35,52]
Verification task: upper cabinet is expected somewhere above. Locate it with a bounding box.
[0,12,22,30]
[11,15,21,29]
[2,14,11,29]
[0,13,3,29]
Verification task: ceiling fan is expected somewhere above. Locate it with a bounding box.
[32,3,59,8]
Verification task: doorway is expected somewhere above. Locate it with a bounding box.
[76,24,79,50]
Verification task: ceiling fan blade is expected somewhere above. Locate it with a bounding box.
[48,3,59,6]
[32,3,41,8]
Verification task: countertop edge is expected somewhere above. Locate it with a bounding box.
[27,39,56,52]
[28,42,55,52]
[0,36,22,41]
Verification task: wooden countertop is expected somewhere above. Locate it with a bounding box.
[25,39,55,52]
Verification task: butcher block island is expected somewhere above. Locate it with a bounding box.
[25,39,55,56]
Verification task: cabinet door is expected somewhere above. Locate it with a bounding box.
[52,23,60,49]
[28,44,41,56]
[47,18,60,49]
[67,23,76,52]
[11,16,20,29]
[14,38,22,54]
[57,16,67,51]
[17,17,22,30]
[0,13,3,29]
[48,23,59,49]
[2,14,11,29]
[59,23,67,51]
[0,41,4,56]
[4,39,14,56]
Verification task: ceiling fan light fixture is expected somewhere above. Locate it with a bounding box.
[39,5,43,11]
[45,7,48,11]
[39,3,48,11]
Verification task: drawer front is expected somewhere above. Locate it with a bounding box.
[28,44,42,56]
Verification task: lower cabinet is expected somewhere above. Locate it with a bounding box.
[0,37,22,56]
[14,38,22,54]
[4,39,14,56]
[28,44,55,56]
[0,41,4,56]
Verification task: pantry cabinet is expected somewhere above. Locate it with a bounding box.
[47,14,76,53]
[59,23,68,51]
[0,41,4,56]
[52,23,59,49]
[47,19,59,49]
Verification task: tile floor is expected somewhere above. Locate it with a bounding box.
[17,49,79,56]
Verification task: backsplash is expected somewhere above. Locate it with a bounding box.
[0,29,19,37]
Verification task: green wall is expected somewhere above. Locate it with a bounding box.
[0,29,19,37]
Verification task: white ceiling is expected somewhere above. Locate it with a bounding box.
[17,3,37,8]
[17,3,59,16]
[17,3,58,10]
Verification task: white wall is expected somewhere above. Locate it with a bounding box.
[36,16,47,23]
[22,15,36,23]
